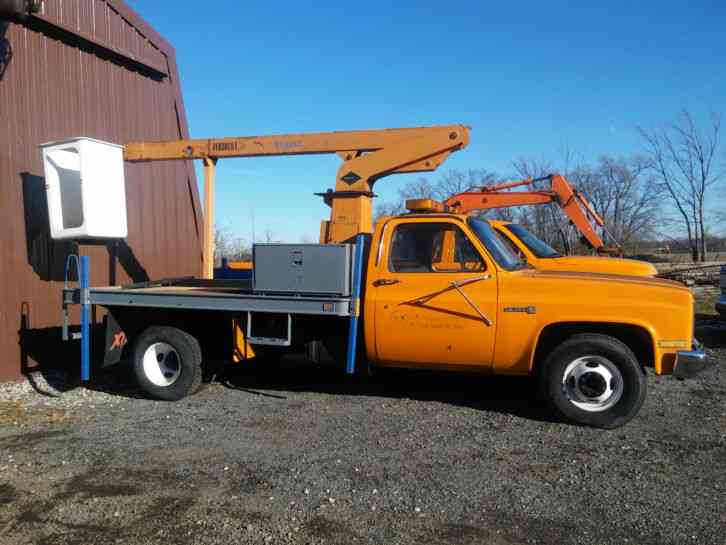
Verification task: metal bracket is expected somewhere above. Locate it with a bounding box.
[62,287,79,305]
[449,274,493,326]
[80,286,90,306]
[62,255,81,342]
[246,312,292,346]
[403,273,493,326]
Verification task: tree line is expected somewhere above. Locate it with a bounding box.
[376,110,724,262]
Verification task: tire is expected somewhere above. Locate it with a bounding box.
[540,333,647,429]
[132,326,203,401]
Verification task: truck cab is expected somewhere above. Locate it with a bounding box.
[489,220,657,277]
[364,209,704,428]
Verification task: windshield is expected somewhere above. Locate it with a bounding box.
[503,223,561,258]
[467,217,524,271]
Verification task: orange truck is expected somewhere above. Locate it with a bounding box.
[61,125,706,429]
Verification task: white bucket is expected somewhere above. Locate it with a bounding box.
[40,137,127,240]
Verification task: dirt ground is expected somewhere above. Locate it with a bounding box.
[1,318,725,545]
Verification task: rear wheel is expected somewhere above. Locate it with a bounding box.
[132,326,203,401]
[541,333,646,429]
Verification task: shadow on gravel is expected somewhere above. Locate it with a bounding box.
[221,359,561,425]
[77,355,561,424]
[50,315,724,412]
[76,352,559,425]
[81,362,148,400]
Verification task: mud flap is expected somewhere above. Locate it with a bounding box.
[103,312,128,367]
[233,318,256,362]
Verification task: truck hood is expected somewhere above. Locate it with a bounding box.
[540,255,658,277]
[526,268,687,292]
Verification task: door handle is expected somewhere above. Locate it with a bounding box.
[372,278,400,287]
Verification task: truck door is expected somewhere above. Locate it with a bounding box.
[372,219,497,369]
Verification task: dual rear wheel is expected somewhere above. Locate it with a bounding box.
[132,326,203,401]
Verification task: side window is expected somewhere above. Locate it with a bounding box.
[389,223,485,273]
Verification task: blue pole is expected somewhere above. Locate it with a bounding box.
[346,235,365,375]
[80,255,90,382]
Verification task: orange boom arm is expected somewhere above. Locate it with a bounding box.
[444,174,619,253]
[125,125,470,277]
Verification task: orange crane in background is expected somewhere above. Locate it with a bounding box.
[443,174,621,254]
[124,125,470,278]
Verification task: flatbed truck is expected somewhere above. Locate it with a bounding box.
[64,205,707,429]
[52,125,707,429]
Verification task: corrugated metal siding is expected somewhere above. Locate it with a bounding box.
[0,0,202,381]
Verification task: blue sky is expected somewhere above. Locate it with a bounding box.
[126,0,725,243]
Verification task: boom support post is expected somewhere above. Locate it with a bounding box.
[202,157,218,279]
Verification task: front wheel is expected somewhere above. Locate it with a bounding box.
[132,326,203,401]
[541,334,646,429]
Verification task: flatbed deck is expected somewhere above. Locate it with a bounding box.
[66,278,354,316]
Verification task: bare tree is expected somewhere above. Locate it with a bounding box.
[228,237,251,261]
[398,177,437,200]
[510,157,574,252]
[512,158,553,181]
[433,169,498,199]
[373,170,501,220]
[599,156,658,248]
[214,226,230,266]
[639,110,723,261]
[215,226,252,265]
[373,177,434,220]
[374,201,405,221]
[572,157,658,252]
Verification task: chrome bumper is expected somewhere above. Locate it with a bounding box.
[673,340,708,380]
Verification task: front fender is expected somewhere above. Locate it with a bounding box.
[528,320,662,374]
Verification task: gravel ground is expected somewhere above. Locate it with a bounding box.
[1,320,725,545]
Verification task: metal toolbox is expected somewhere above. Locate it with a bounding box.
[252,244,353,296]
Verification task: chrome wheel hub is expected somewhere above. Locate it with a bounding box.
[562,355,623,412]
[142,342,181,387]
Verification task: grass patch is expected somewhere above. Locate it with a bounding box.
[694,287,720,317]
[0,400,67,427]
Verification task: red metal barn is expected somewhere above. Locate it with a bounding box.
[0,0,202,382]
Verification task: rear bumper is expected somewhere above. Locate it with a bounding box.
[715,294,726,316]
[673,341,709,379]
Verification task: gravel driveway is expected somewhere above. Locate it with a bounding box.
[1,320,724,545]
